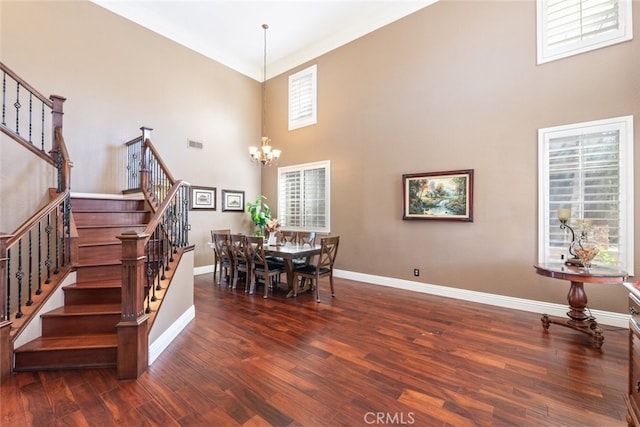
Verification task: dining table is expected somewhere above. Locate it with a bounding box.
[265,243,322,298]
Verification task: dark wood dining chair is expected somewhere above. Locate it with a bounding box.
[212,232,234,287]
[229,234,251,291]
[210,229,230,285]
[245,235,284,298]
[293,235,339,302]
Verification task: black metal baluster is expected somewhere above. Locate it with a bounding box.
[45,213,52,284]
[14,82,21,135]
[145,238,152,313]
[15,239,24,319]
[2,71,6,125]
[63,196,71,266]
[40,102,45,152]
[26,230,33,306]
[182,186,190,247]
[150,229,159,301]
[36,221,43,295]
[6,248,11,321]
[54,205,60,274]
[28,92,33,143]
[57,147,62,193]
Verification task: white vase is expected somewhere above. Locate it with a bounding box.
[267,232,278,245]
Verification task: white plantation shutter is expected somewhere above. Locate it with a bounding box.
[288,65,317,130]
[278,160,330,233]
[538,116,634,273]
[537,0,632,63]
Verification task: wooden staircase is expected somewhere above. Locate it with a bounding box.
[13,196,150,371]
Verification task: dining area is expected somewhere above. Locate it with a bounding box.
[210,230,340,302]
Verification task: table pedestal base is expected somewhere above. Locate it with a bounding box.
[534,264,627,350]
[541,313,603,349]
[540,279,604,349]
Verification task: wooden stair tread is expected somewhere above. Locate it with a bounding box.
[74,260,122,268]
[73,209,148,213]
[64,280,121,289]
[78,241,122,248]
[76,224,147,229]
[16,334,117,351]
[43,303,121,316]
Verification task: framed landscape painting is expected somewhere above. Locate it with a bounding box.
[190,186,216,210]
[222,190,245,212]
[402,169,474,222]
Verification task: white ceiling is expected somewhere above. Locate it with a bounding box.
[91,1,436,81]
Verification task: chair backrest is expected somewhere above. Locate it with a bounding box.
[213,232,232,261]
[211,229,231,242]
[229,234,248,264]
[297,231,316,247]
[279,231,297,246]
[317,236,340,269]
[246,235,268,268]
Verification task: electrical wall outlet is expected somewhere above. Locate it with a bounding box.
[413,268,419,277]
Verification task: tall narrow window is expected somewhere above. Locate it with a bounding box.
[288,64,317,130]
[538,116,634,274]
[537,0,633,64]
[278,160,330,233]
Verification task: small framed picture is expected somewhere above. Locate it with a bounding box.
[222,190,245,212]
[190,186,216,210]
[402,169,474,222]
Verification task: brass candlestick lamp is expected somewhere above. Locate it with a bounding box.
[557,208,598,268]
[557,208,581,266]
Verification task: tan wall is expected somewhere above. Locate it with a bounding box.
[1,0,263,267]
[261,0,640,313]
[2,1,638,313]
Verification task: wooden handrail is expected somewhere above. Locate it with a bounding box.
[0,126,56,166]
[144,138,177,184]
[143,180,187,241]
[7,190,69,248]
[0,62,53,108]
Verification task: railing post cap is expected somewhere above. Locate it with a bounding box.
[117,231,149,241]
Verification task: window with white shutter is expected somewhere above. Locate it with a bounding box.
[538,116,634,274]
[278,160,330,233]
[537,0,633,64]
[288,65,317,130]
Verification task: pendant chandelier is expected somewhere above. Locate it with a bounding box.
[249,24,281,166]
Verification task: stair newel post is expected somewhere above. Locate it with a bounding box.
[48,95,65,159]
[0,233,13,381]
[139,127,153,194]
[116,231,150,379]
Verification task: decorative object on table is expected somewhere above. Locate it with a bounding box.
[556,208,600,269]
[246,194,272,236]
[221,190,245,212]
[402,169,474,221]
[189,186,217,210]
[265,218,281,245]
[248,24,281,167]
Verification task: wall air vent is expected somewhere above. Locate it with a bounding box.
[187,139,203,150]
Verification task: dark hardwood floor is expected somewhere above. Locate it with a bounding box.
[1,274,629,426]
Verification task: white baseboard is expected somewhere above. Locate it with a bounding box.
[193,264,629,328]
[148,305,195,364]
[333,269,630,328]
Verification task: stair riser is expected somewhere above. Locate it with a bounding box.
[71,198,145,211]
[76,226,146,245]
[64,287,121,305]
[77,244,122,264]
[76,264,122,283]
[14,347,117,371]
[74,211,150,226]
[42,313,120,336]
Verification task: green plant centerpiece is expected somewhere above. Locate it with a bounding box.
[246,195,272,237]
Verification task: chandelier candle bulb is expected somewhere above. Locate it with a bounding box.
[557,208,571,222]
